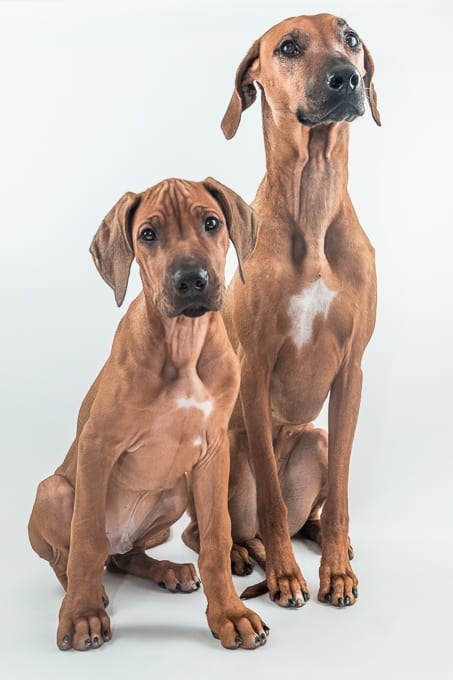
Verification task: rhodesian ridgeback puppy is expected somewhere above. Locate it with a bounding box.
[184,14,380,609]
[28,177,269,651]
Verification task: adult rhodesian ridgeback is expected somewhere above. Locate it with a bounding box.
[184,14,380,609]
[28,177,269,651]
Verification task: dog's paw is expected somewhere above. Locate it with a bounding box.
[318,549,358,607]
[266,558,310,608]
[57,595,111,651]
[208,604,269,650]
[231,544,254,576]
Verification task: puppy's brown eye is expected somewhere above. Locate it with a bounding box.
[204,216,219,232]
[345,32,360,49]
[280,39,299,56]
[140,227,157,242]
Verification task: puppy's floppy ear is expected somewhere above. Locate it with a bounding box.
[203,177,258,284]
[221,39,261,140]
[89,192,140,306]
[362,42,381,126]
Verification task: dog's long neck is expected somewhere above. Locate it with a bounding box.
[255,98,350,241]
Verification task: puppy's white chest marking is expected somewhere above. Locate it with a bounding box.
[288,279,337,349]
[176,396,213,419]
[193,436,202,446]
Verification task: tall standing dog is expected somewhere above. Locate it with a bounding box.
[28,178,269,650]
[184,14,380,609]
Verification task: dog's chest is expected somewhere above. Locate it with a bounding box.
[287,278,337,349]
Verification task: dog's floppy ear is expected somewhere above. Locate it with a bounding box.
[221,39,261,140]
[203,177,258,283]
[89,192,140,306]
[363,42,381,126]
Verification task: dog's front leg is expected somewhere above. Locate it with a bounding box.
[319,358,362,607]
[57,425,119,651]
[192,432,269,649]
[240,357,309,607]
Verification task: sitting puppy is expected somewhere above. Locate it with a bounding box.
[28,177,267,651]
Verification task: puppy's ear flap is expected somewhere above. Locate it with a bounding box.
[89,192,140,306]
[221,39,261,140]
[203,177,258,284]
[363,42,381,126]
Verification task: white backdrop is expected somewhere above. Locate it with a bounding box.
[1,1,452,678]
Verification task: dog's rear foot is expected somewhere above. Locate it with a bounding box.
[298,519,354,559]
[231,544,254,576]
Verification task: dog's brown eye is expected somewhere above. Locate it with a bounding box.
[280,39,299,56]
[345,32,360,49]
[204,216,219,232]
[140,227,157,242]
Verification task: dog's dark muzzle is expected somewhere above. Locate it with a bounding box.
[297,62,365,126]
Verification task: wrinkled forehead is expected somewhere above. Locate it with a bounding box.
[261,13,352,52]
[133,180,222,228]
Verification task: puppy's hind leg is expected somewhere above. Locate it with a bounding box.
[28,474,74,591]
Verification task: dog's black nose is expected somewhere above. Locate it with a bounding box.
[173,267,209,296]
[327,65,360,92]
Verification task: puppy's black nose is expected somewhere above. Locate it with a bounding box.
[327,65,360,92]
[173,267,209,296]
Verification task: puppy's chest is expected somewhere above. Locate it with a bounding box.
[114,375,214,491]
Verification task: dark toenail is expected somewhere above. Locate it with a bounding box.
[352,587,358,597]
[102,629,109,639]
[303,591,310,601]
[337,598,344,607]
[324,593,331,603]
[176,583,182,592]
[62,635,69,643]
[245,563,253,575]
[272,590,281,601]
[254,635,260,644]
[263,625,270,633]
[158,581,166,589]
[196,580,201,588]
[260,632,266,640]
[85,638,92,647]
[345,596,351,605]
[287,598,296,607]
[102,596,108,607]
[235,635,243,645]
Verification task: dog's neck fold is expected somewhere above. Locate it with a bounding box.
[256,97,350,241]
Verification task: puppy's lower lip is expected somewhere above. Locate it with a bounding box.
[181,305,210,318]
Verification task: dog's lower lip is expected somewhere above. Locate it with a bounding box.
[296,101,363,126]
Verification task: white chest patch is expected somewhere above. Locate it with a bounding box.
[193,436,202,447]
[288,279,337,350]
[177,396,213,419]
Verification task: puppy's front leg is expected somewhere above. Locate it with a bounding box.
[57,423,120,651]
[192,432,269,650]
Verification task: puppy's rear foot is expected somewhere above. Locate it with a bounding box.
[107,552,201,593]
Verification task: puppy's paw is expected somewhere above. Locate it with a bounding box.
[208,603,269,650]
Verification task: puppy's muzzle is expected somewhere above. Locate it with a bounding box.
[167,263,220,318]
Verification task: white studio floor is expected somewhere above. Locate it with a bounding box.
[2,516,450,680]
